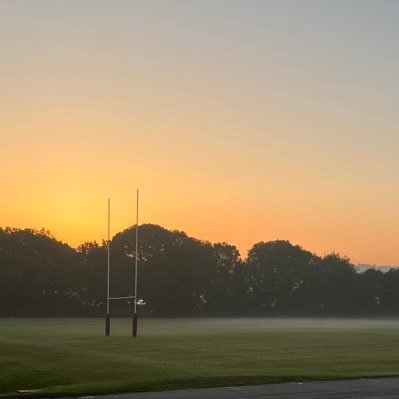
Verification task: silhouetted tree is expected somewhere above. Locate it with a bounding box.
[0,225,396,317]
[76,241,107,313]
[206,242,243,313]
[313,253,357,314]
[379,268,399,314]
[354,268,385,314]
[245,240,318,313]
[0,228,80,316]
[111,224,215,315]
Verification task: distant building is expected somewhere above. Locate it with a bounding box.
[355,264,398,273]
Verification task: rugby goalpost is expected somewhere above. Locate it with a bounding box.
[105,189,139,337]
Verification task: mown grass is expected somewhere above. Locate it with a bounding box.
[1,318,399,397]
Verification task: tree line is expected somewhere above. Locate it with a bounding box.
[1,224,398,317]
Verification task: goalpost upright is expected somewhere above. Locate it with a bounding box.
[133,189,139,337]
[105,192,139,337]
[105,198,111,336]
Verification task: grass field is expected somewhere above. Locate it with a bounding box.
[2,318,399,397]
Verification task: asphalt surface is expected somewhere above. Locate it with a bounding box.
[71,377,399,399]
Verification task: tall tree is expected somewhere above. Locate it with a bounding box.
[111,224,215,315]
[0,228,80,316]
[245,240,318,313]
[206,242,243,312]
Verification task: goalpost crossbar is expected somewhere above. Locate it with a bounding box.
[109,296,135,300]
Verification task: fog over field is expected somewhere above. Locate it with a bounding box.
[121,317,399,335]
[4,317,399,336]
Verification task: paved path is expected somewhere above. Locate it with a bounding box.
[73,377,399,399]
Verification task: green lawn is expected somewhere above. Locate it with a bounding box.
[2,318,399,397]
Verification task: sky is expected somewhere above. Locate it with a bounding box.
[1,0,399,265]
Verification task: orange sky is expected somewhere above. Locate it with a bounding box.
[2,1,399,265]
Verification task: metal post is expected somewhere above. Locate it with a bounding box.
[133,189,139,337]
[106,198,111,336]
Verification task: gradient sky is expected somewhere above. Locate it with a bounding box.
[2,0,399,264]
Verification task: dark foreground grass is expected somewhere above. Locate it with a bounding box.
[2,318,399,397]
